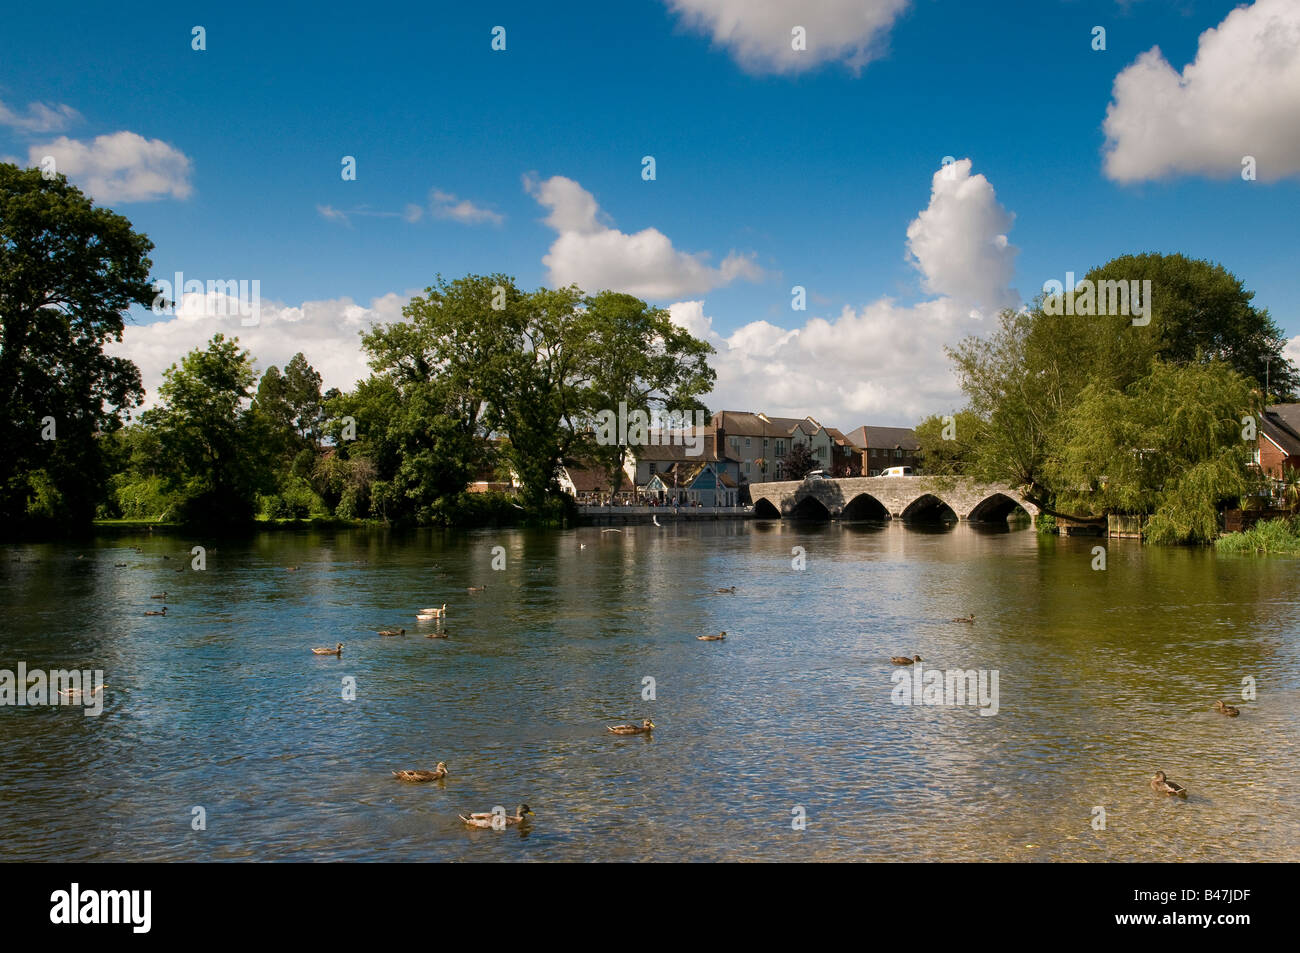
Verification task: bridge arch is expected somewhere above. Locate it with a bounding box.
[752,497,780,518]
[901,493,958,522]
[842,493,890,521]
[789,496,832,520]
[967,492,1032,523]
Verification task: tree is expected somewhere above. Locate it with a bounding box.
[781,442,818,480]
[915,411,981,475]
[142,334,269,525]
[581,291,715,500]
[0,163,154,528]
[947,253,1293,533]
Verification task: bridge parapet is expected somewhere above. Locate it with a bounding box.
[751,476,1038,523]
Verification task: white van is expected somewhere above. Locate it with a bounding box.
[881,466,914,477]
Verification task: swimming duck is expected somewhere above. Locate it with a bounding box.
[150,592,166,600]
[58,684,106,699]
[467,586,486,593]
[891,654,922,664]
[377,627,406,637]
[1213,700,1240,717]
[143,607,167,616]
[393,761,447,783]
[607,718,655,735]
[416,604,447,620]
[715,586,737,594]
[1150,771,1188,797]
[951,614,975,623]
[312,642,343,656]
[426,630,449,639]
[697,632,726,641]
[460,804,533,828]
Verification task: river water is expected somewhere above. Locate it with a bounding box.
[2,521,1297,861]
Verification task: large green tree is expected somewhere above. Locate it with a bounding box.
[142,334,270,525]
[0,163,154,528]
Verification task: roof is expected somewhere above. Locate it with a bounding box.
[712,411,825,439]
[560,463,621,493]
[633,431,722,462]
[1262,405,1300,457]
[846,425,920,451]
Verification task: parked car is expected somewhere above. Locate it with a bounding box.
[805,470,828,481]
[881,466,914,477]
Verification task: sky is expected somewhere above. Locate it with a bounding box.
[2,0,1298,428]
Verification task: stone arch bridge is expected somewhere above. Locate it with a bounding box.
[750,477,1039,523]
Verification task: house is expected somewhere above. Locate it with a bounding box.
[825,427,864,477]
[712,411,836,483]
[557,462,625,502]
[644,461,738,506]
[1255,404,1300,481]
[629,430,741,492]
[845,425,922,476]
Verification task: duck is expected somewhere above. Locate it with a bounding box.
[286,566,299,572]
[392,761,448,783]
[377,627,406,637]
[459,804,533,828]
[951,614,975,623]
[1150,771,1188,797]
[607,718,655,735]
[58,684,106,699]
[467,586,486,593]
[697,632,726,641]
[426,630,449,639]
[416,604,447,620]
[1213,700,1240,717]
[715,586,737,594]
[891,654,922,665]
[114,562,128,568]
[143,607,167,616]
[150,592,166,600]
[312,642,343,656]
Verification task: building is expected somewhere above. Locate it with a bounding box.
[711,411,836,483]
[1255,404,1300,481]
[643,461,738,506]
[845,425,922,476]
[824,427,864,477]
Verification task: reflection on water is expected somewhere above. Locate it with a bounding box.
[1,522,1297,861]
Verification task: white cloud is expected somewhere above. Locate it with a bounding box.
[430,188,503,225]
[27,131,192,202]
[0,98,81,133]
[1103,0,1300,183]
[668,159,1019,427]
[665,0,910,75]
[525,173,765,298]
[108,292,410,411]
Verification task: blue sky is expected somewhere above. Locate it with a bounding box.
[2,0,1297,425]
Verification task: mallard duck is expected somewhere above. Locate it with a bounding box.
[393,761,447,783]
[114,562,128,567]
[715,586,737,594]
[1150,771,1188,797]
[312,642,343,656]
[607,718,655,735]
[952,614,975,623]
[143,607,167,616]
[467,586,486,593]
[426,630,449,639]
[1213,700,1240,717]
[697,632,726,641]
[459,804,533,828]
[150,592,166,600]
[891,654,922,664]
[377,627,406,637]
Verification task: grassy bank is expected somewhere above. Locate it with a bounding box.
[1216,517,1300,555]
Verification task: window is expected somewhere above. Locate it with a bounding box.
[816,446,826,459]
[1253,448,1262,465]
[895,449,903,459]
[744,461,751,474]
[763,438,769,449]
[731,437,740,451]
[745,437,751,448]
[649,462,656,474]
[776,440,785,456]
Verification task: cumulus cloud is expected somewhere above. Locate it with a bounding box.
[108,291,410,410]
[664,0,910,75]
[668,159,1019,427]
[1103,0,1300,183]
[430,188,503,225]
[0,98,81,133]
[27,131,192,202]
[525,173,765,298]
